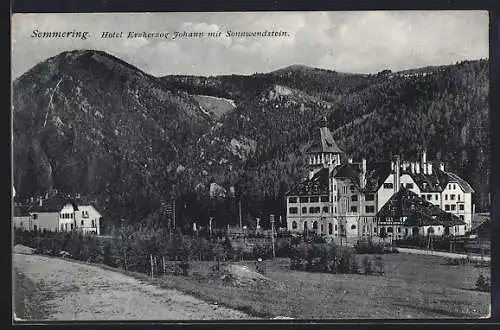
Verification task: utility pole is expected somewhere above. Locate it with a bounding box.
[239,199,242,229]
[270,214,276,259]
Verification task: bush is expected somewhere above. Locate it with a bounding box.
[374,256,385,275]
[362,256,373,275]
[475,274,491,292]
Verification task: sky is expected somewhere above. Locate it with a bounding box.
[11,11,489,79]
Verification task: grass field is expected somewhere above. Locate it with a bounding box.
[13,269,53,320]
[149,253,490,319]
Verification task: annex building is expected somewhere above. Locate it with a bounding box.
[285,123,473,244]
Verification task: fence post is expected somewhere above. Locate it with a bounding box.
[150,254,154,279]
[162,256,166,274]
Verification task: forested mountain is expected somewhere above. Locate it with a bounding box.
[12,50,489,231]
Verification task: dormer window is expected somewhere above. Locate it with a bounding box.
[82,210,89,218]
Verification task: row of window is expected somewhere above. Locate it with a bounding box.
[445,204,464,211]
[289,194,375,204]
[289,205,376,214]
[61,211,90,219]
[61,220,96,231]
[289,196,329,203]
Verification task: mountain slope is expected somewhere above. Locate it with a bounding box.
[13,50,211,220]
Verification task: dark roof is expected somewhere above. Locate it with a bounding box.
[447,172,475,193]
[406,166,449,192]
[364,161,392,193]
[470,218,490,238]
[306,127,342,154]
[28,194,77,213]
[287,168,329,196]
[13,205,30,217]
[377,188,465,226]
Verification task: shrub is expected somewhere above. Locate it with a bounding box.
[475,274,491,292]
[362,256,373,275]
[374,256,385,275]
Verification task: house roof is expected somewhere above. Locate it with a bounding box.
[13,205,30,217]
[376,187,465,227]
[470,218,490,238]
[306,127,343,154]
[447,172,475,193]
[27,194,79,213]
[287,167,329,196]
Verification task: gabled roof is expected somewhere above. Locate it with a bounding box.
[28,194,77,213]
[287,167,329,196]
[447,172,475,193]
[13,205,30,217]
[306,127,342,154]
[364,161,392,193]
[407,166,449,192]
[376,187,465,226]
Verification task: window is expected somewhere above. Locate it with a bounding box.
[453,184,456,190]
[351,225,356,230]
[445,194,448,200]
[32,214,38,220]
[387,227,393,233]
[383,183,393,189]
[321,224,324,233]
[304,222,308,230]
[70,223,74,230]
[350,185,355,192]
[65,223,68,231]
[451,205,456,211]
[458,195,461,201]
[321,195,329,202]
[335,224,338,231]
[351,195,358,201]
[300,197,309,203]
[459,215,464,221]
[33,225,38,232]
[438,227,441,231]
[322,206,329,213]
[365,194,374,201]
[289,197,297,203]
[459,204,464,211]
[81,220,84,226]
[70,213,74,219]
[406,183,414,189]
[310,196,319,203]
[312,221,318,229]
[289,207,298,214]
[427,194,432,200]
[450,194,455,200]
[435,194,439,200]
[374,227,377,233]
[309,207,315,213]
[397,227,401,233]
[350,206,357,212]
[302,207,307,214]
[445,205,450,211]
[292,221,297,229]
[365,205,375,213]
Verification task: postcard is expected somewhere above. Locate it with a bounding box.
[11,11,490,321]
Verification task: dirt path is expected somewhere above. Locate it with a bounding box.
[13,253,256,320]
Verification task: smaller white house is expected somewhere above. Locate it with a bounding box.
[60,203,101,235]
[13,194,102,235]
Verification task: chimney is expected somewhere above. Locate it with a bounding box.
[393,155,400,195]
[421,150,427,166]
[428,163,433,175]
[439,162,445,171]
[360,158,367,189]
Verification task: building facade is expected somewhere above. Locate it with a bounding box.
[12,193,102,235]
[286,124,473,243]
